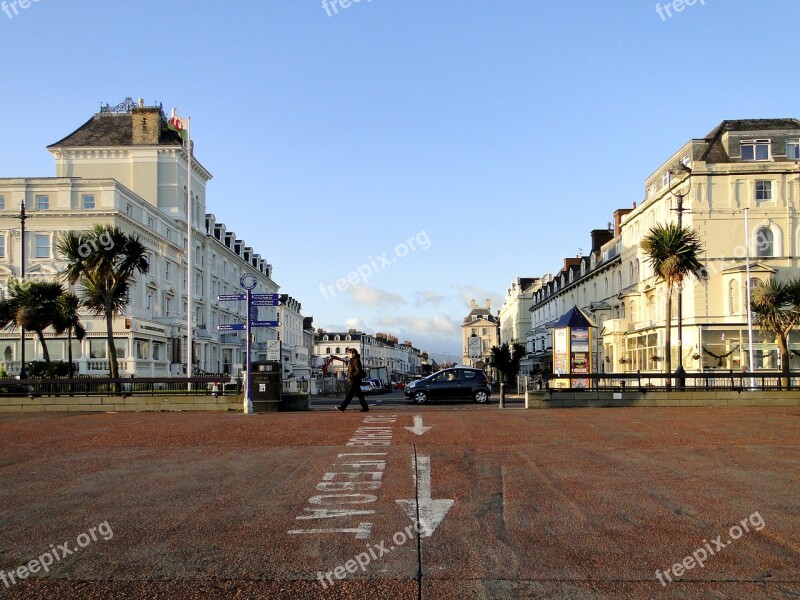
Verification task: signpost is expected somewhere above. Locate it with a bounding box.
[217,278,281,414]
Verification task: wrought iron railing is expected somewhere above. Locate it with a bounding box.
[540,371,800,391]
[0,377,239,397]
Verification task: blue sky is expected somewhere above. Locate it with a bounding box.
[1,0,798,360]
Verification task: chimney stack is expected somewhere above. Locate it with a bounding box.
[470,299,477,309]
[485,298,491,309]
[131,106,162,145]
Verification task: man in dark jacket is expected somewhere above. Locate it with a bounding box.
[337,348,369,412]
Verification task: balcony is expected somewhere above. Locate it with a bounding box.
[602,318,631,335]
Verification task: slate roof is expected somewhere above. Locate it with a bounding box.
[48,112,184,148]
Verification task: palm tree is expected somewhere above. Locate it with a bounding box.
[750,277,800,389]
[641,223,704,384]
[54,292,87,379]
[0,279,65,371]
[57,225,149,381]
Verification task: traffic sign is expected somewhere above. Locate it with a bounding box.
[217,294,246,302]
[217,323,246,332]
[250,320,280,328]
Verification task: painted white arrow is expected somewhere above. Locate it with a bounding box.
[396,454,454,537]
[404,415,432,436]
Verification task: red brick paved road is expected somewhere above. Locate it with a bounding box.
[0,406,798,599]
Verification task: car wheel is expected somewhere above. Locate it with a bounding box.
[473,390,489,404]
[413,390,428,404]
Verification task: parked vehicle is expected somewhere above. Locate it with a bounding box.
[403,367,491,404]
[360,380,378,394]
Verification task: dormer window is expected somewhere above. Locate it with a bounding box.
[787,139,800,160]
[741,139,770,161]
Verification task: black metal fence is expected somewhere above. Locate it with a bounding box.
[539,371,800,392]
[0,377,240,397]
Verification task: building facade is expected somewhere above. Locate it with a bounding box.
[498,277,540,351]
[0,100,304,378]
[527,119,800,374]
[313,330,422,379]
[462,299,500,368]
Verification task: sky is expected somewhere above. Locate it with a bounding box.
[1,0,799,361]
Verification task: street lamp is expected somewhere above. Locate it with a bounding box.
[669,163,692,389]
[16,200,26,379]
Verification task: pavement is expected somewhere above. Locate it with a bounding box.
[0,403,798,599]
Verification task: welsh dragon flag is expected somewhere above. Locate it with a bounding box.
[168,108,189,142]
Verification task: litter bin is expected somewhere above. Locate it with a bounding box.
[250,361,282,413]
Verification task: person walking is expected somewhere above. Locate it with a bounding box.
[337,348,369,412]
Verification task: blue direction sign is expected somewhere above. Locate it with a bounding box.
[217,294,246,302]
[217,323,246,332]
[250,320,280,328]
[250,298,280,307]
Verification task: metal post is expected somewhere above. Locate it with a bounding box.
[244,287,253,414]
[18,201,26,379]
[499,381,505,408]
[744,208,755,388]
[674,190,686,390]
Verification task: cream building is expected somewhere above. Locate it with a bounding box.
[498,277,540,357]
[0,99,298,378]
[527,119,800,374]
[313,330,422,378]
[462,299,500,368]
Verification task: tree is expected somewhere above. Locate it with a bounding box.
[54,292,87,379]
[641,223,704,383]
[0,279,66,372]
[750,277,800,389]
[489,343,527,385]
[58,225,149,381]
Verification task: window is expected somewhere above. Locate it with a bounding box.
[741,140,770,161]
[134,339,150,360]
[89,339,107,359]
[729,280,740,315]
[756,227,774,257]
[153,342,163,361]
[0,195,5,210]
[36,195,49,210]
[0,235,5,259]
[755,180,772,202]
[146,291,153,311]
[82,194,95,209]
[165,261,171,281]
[787,139,800,160]
[147,216,154,228]
[35,234,50,258]
[166,229,172,241]
[126,203,132,216]
[164,295,172,316]
[662,172,670,188]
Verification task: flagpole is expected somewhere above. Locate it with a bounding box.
[186,116,193,381]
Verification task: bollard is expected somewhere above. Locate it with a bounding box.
[499,382,505,409]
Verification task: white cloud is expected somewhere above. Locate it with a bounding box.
[347,284,406,306]
[453,285,503,311]
[375,314,459,336]
[414,290,445,306]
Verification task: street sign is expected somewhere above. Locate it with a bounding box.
[217,323,246,332]
[250,298,280,306]
[251,320,280,328]
[217,294,246,302]
[251,293,280,301]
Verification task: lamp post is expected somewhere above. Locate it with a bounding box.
[670,163,692,389]
[16,200,27,379]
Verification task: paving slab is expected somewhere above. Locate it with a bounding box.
[0,406,798,599]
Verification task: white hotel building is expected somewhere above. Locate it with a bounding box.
[0,99,308,378]
[527,119,800,374]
